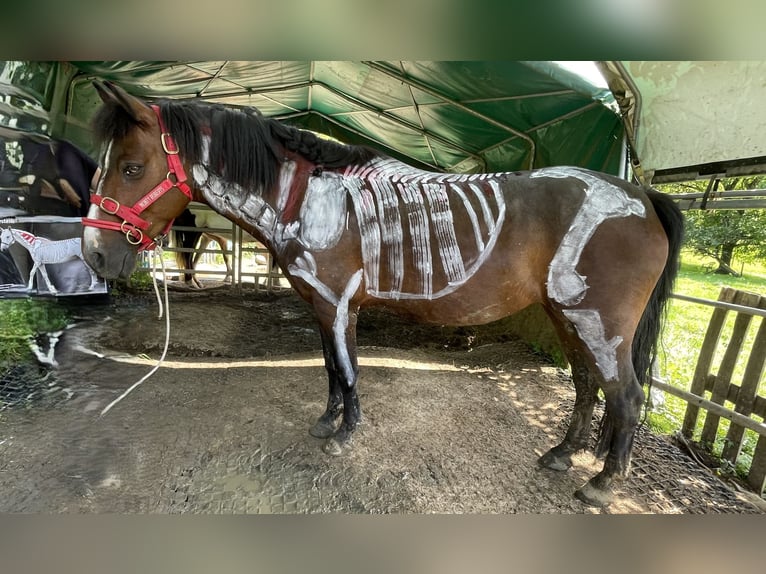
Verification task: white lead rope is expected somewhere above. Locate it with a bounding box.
[99,246,171,417]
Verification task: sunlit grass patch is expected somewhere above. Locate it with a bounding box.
[651,251,766,480]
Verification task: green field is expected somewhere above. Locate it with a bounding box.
[650,251,766,474]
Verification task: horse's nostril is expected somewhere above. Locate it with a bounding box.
[86,249,104,271]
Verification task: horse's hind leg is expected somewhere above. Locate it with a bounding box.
[541,305,644,506]
[576,364,643,506]
[210,234,232,281]
[538,311,600,471]
[26,261,50,292]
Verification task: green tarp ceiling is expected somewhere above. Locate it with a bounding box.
[0,61,624,175]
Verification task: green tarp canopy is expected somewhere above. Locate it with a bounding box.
[1,61,623,175]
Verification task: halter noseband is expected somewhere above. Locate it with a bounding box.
[82,105,193,251]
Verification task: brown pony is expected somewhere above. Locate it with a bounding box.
[81,80,683,506]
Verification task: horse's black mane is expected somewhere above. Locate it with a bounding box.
[92,99,377,193]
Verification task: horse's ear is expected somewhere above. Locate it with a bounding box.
[93,80,154,127]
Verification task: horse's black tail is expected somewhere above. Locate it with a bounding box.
[632,190,685,386]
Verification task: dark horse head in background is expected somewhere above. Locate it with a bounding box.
[0,129,98,218]
[81,80,684,507]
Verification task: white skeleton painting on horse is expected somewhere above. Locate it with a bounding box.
[0,227,101,295]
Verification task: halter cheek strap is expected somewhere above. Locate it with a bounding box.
[82,105,193,251]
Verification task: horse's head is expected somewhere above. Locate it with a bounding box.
[0,228,12,250]
[82,81,194,280]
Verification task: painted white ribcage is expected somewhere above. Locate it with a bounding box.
[343,159,506,300]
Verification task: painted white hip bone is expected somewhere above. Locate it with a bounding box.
[531,167,646,306]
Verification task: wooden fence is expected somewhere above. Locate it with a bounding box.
[652,287,766,494]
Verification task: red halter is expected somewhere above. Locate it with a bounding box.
[82,105,193,251]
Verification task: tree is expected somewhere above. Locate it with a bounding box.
[660,176,766,275]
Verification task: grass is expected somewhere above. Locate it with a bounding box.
[0,299,72,412]
[0,299,71,366]
[648,250,766,478]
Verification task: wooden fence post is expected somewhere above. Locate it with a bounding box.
[681,287,735,438]
[700,290,761,445]
[721,293,766,465]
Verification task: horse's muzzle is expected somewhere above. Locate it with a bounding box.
[82,231,136,281]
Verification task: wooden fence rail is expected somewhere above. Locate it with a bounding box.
[140,210,287,290]
[664,287,766,494]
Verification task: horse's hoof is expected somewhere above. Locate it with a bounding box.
[574,481,614,507]
[323,438,343,456]
[309,419,336,439]
[537,449,572,471]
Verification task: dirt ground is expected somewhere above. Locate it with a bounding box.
[0,284,763,514]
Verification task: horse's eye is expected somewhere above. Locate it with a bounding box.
[123,164,143,178]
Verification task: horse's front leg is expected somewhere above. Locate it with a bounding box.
[26,262,40,291]
[309,327,345,439]
[289,260,364,455]
[38,264,57,294]
[312,303,362,456]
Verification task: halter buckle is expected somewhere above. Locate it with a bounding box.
[121,221,144,245]
[99,196,121,215]
[161,133,178,155]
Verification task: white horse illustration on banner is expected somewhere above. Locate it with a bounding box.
[1,227,99,294]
